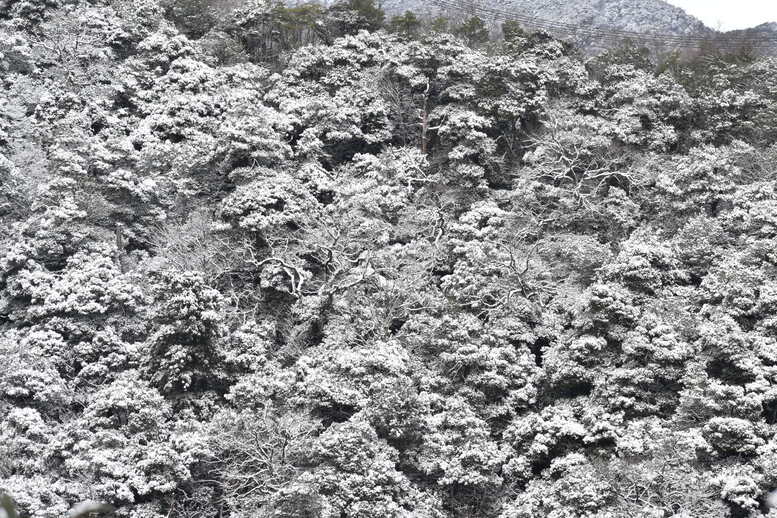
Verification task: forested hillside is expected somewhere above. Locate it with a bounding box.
[380,0,710,37]
[2,1,777,517]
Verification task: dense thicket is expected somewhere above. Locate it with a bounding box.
[2,1,777,517]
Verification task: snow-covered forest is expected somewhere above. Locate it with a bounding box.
[2,0,777,517]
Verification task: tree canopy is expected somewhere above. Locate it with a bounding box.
[2,1,777,517]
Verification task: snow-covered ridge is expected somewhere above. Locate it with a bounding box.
[380,0,711,37]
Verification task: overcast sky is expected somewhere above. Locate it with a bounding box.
[665,0,777,30]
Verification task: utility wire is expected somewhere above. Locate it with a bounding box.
[428,0,777,49]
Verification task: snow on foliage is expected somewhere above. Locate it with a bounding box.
[1,1,777,517]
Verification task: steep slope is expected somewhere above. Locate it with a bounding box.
[381,0,712,49]
[4,1,777,517]
[381,0,708,32]
[504,0,708,35]
[724,22,777,44]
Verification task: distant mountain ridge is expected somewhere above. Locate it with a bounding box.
[312,0,777,54]
[378,0,724,53]
[724,21,777,41]
[380,0,711,36]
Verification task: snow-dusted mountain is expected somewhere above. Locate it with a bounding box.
[724,21,777,40]
[384,0,706,33]
[755,22,777,32]
[381,0,713,49]
[510,0,708,35]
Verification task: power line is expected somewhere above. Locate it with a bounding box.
[428,0,777,49]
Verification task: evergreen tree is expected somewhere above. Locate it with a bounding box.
[454,15,490,46]
[389,10,421,38]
